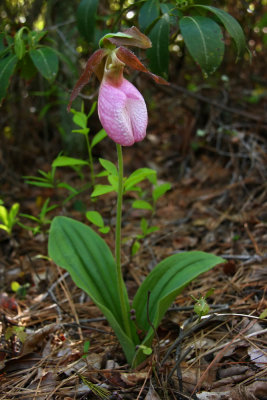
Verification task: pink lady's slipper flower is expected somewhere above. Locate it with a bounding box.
[98,53,147,146]
[68,27,168,146]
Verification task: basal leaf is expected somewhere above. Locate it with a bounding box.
[29,47,58,81]
[48,216,138,363]
[132,251,224,366]
[180,16,224,77]
[147,14,170,78]
[77,0,98,42]
[138,0,160,32]
[193,5,246,60]
[0,54,18,103]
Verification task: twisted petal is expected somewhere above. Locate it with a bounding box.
[98,78,148,146]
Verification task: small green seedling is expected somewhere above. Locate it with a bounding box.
[86,211,110,234]
[259,309,267,320]
[131,181,171,255]
[191,288,215,321]
[69,102,107,187]
[19,198,58,235]
[132,218,159,256]
[0,203,20,235]
[11,281,30,299]
[5,326,27,343]
[138,344,153,355]
[82,340,90,358]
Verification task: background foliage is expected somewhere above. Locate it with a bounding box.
[0,0,266,175]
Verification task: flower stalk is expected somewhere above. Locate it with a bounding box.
[115,143,132,339]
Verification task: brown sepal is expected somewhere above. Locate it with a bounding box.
[67,49,107,111]
[107,27,152,49]
[116,46,169,85]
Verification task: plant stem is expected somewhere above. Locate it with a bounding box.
[85,134,95,187]
[115,144,132,340]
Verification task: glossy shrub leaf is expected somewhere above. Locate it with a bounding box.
[0,54,18,103]
[77,0,98,42]
[14,32,25,60]
[48,216,137,363]
[138,0,160,32]
[52,156,88,167]
[29,47,58,81]
[180,16,224,77]
[160,3,182,25]
[132,251,224,366]
[194,5,246,60]
[19,54,37,80]
[0,33,5,53]
[147,14,170,77]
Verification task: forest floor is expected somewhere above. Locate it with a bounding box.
[0,80,267,400]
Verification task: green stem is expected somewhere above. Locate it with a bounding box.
[115,144,132,340]
[85,134,95,187]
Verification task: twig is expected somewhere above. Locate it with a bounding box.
[58,267,83,341]
[244,222,263,255]
[136,366,152,400]
[221,254,267,263]
[161,315,216,366]
[191,320,263,395]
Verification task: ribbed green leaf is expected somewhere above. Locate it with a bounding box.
[29,47,58,80]
[147,14,170,77]
[132,251,224,366]
[180,16,224,77]
[138,0,160,32]
[194,5,246,60]
[0,54,18,103]
[48,216,138,363]
[77,0,98,42]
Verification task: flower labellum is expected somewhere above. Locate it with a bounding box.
[98,54,147,146]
